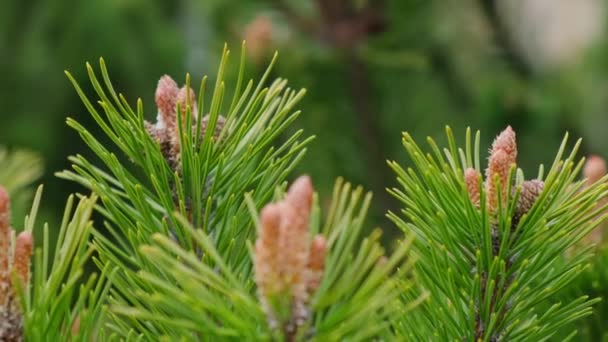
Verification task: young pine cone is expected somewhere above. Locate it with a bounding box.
[485,126,517,214]
[145,75,226,171]
[254,176,328,336]
[511,179,544,230]
[515,180,544,217]
[0,187,33,342]
[465,168,481,207]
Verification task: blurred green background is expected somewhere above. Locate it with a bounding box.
[2,0,608,235]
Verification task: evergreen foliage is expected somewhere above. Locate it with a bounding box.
[388,127,607,340]
[0,148,42,195]
[21,189,111,341]
[0,148,43,218]
[0,44,607,340]
[559,245,608,341]
[53,45,418,340]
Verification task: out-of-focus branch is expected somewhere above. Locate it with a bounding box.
[428,45,473,109]
[270,0,395,211]
[346,52,395,211]
[270,0,319,36]
[477,0,531,78]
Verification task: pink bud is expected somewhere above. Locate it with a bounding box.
[0,186,9,214]
[306,235,327,293]
[155,75,179,131]
[485,126,518,214]
[584,155,607,185]
[13,231,33,286]
[489,126,517,160]
[516,179,544,216]
[254,175,324,331]
[464,168,481,207]
[255,204,282,296]
[176,86,198,120]
[285,176,313,214]
[0,187,10,306]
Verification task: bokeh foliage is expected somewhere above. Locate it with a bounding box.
[5,1,608,231]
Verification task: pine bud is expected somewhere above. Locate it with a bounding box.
[255,204,282,301]
[199,115,226,143]
[465,168,481,207]
[155,75,179,132]
[146,77,230,247]
[254,176,327,335]
[176,85,198,128]
[306,235,327,295]
[243,15,274,64]
[13,232,32,289]
[485,126,517,213]
[0,187,33,342]
[277,176,313,317]
[147,75,180,169]
[9,232,32,316]
[0,187,11,307]
[489,126,517,161]
[583,155,607,186]
[71,315,81,335]
[485,149,511,213]
[146,75,230,175]
[144,121,172,162]
[516,180,544,217]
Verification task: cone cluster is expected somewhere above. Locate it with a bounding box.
[485,126,518,214]
[465,126,544,223]
[0,187,33,342]
[470,127,545,339]
[254,176,327,337]
[145,75,226,170]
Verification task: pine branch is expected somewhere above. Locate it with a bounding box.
[388,126,606,340]
[57,44,315,337]
[107,177,419,340]
[0,186,110,340]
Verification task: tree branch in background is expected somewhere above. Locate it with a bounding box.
[428,45,473,109]
[477,0,531,78]
[272,0,395,212]
[345,52,394,211]
[269,0,319,36]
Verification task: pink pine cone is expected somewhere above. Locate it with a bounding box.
[155,75,179,131]
[253,176,327,331]
[485,126,518,214]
